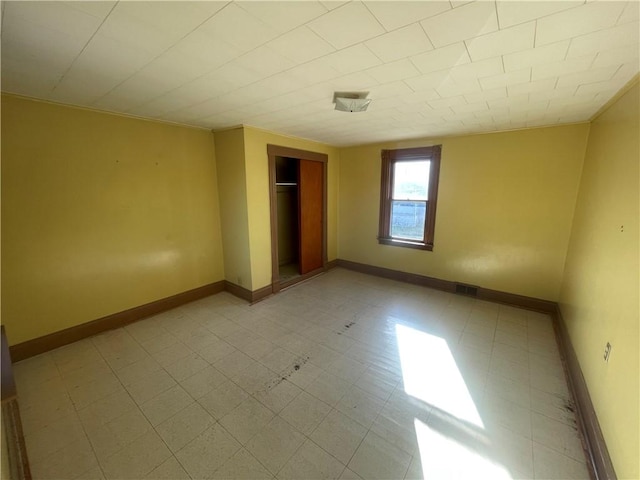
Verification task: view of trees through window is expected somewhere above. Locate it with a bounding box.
[390,161,430,241]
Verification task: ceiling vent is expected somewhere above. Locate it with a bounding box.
[333,91,371,112]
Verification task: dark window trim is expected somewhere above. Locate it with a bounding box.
[378,145,442,251]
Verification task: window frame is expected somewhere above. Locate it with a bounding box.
[378,145,442,251]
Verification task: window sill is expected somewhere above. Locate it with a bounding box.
[378,237,433,251]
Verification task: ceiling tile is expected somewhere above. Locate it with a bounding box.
[421,1,498,48]
[555,65,619,89]
[487,94,530,108]
[428,95,466,109]
[365,24,433,63]
[496,1,583,29]
[502,40,570,72]
[62,1,116,18]
[479,68,531,89]
[465,22,536,62]
[1,14,89,71]
[98,7,178,57]
[171,30,243,71]
[576,77,631,96]
[50,67,127,104]
[7,1,109,39]
[234,46,295,78]
[448,57,504,82]
[0,56,60,98]
[236,1,327,34]
[566,21,640,58]
[321,2,349,11]
[196,3,279,52]
[137,48,219,87]
[266,27,336,64]
[436,78,482,98]
[592,44,640,68]
[531,55,595,81]
[307,2,385,49]
[451,101,489,114]
[535,1,627,46]
[405,88,442,102]
[366,59,421,83]
[318,44,383,75]
[404,70,451,92]
[410,42,470,74]
[288,61,342,86]
[507,77,558,96]
[364,1,451,31]
[464,86,507,104]
[114,1,227,39]
[617,0,639,24]
[2,0,635,147]
[328,71,379,90]
[529,86,578,103]
[206,62,265,90]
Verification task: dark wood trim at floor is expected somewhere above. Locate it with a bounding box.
[9,281,225,362]
[553,306,617,480]
[223,281,253,302]
[336,259,556,313]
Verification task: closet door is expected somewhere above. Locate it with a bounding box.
[298,159,324,274]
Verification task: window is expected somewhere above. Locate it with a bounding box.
[378,146,442,251]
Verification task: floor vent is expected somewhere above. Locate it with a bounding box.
[455,283,478,297]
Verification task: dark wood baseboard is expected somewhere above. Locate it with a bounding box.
[223,281,253,302]
[326,259,338,269]
[9,281,225,361]
[250,285,273,303]
[336,259,556,313]
[553,306,616,480]
[224,281,273,304]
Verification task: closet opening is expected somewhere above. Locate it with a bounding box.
[276,157,300,283]
[268,145,327,293]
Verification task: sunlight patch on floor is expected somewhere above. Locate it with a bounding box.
[414,418,513,480]
[395,323,483,427]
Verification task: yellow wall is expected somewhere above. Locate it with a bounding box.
[338,124,590,301]
[559,82,639,479]
[213,127,252,289]
[1,95,225,345]
[242,126,339,290]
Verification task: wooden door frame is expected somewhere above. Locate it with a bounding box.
[267,144,328,293]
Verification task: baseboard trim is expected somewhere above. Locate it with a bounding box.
[223,281,273,304]
[250,285,273,304]
[336,259,555,313]
[9,281,225,362]
[223,281,253,302]
[326,259,339,269]
[553,306,617,480]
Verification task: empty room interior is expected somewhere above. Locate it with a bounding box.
[1,1,639,479]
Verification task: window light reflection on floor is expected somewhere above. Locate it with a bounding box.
[395,323,513,480]
[395,323,483,427]
[413,418,513,479]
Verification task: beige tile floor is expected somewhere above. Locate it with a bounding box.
[13,268,591,480]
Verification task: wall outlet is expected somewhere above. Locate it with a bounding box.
[603,342,612,362]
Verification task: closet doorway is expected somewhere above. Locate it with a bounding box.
[268,144,327,293]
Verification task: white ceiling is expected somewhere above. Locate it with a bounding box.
[1,1,638,146]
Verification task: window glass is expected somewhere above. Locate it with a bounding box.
[391,200,427,241]
[392,161,430,200]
